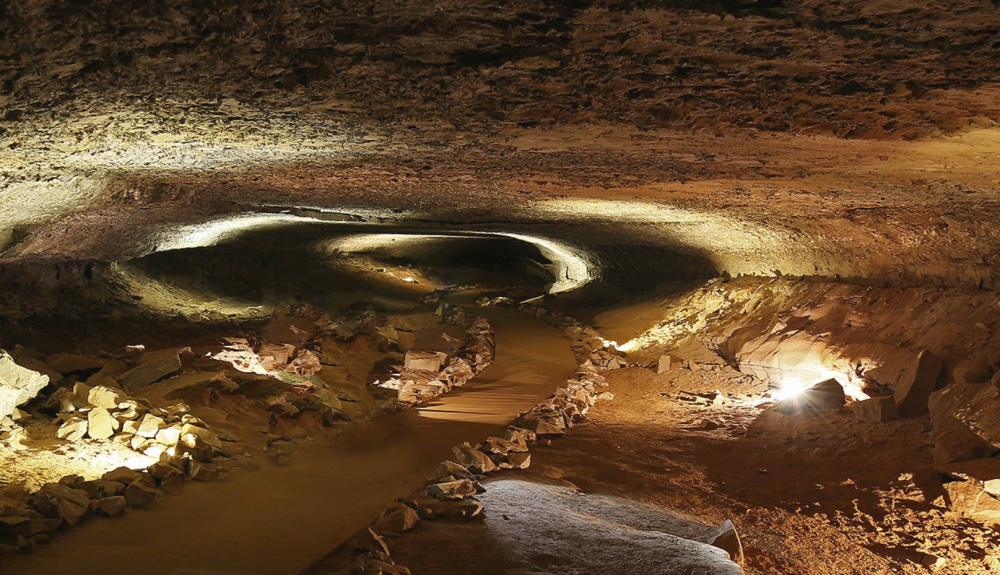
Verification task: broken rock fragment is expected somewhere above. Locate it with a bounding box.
[86,407,118,440]
[851,395,896,423]
[123,482,162,508]
[403,351,447,372]
[451,442,497,474]
[29,484,91,526]
[0,350,49,421]
[45,353,107,375]
[426,480,477,501]
[95,496,127,518]
[118,348,189,391]
[56,416,88,441]
[87,385,125,410]
[943,478,1000,525]
[373,502,420,533]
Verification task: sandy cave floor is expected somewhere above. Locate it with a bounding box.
[383,364,1000,575]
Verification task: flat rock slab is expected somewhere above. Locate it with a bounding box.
[118,348,189,391]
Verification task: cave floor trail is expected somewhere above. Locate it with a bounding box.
[6,307,578,575]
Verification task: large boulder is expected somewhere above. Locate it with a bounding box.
[0,350,49,421]
[928,383,1000,463]
[894,349,943,417]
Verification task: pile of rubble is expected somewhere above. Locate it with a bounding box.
[0,304,389,556]
[52,383,229,462]
[372,310,495,409]
[0,459,217,554]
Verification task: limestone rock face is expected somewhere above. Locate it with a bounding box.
[894,349,943,417]
[0,350,49,421]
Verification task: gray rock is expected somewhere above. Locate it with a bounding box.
[851,395,897,423]
[0,350,49,421]
[894,349,943,417]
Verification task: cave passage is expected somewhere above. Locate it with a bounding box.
[4,2,1000,574]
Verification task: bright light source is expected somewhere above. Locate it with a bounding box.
[772,369,869,402]
[615,340,638,353]
[400,276,416,283]
[774,376,808,401]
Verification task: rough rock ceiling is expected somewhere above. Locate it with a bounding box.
[2,0,1000,287]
